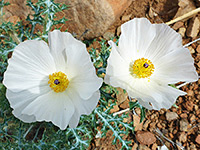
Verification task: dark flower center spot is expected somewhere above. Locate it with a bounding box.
[54,79,60,85]
[143,63,149,68]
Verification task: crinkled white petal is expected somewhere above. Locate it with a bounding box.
[109,75,186,110]
[118,18,156,62]
[136,83,186,110]
[48,30,68,71]
[22,91,75,130]
[69,76,102,100]
[64,33,103,99]
[152,47,198,84]
[144,23,183,61]
[3,40,56,92]
[105,40,130,85]
[6,85,51,122]
[68,91,100,128]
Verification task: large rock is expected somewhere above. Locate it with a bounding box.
[56,0,132,39]
[3,0,30,24]
[3,0,132,39]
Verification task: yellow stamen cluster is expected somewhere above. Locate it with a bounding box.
[130,58,154,78]
[48,71,69,93]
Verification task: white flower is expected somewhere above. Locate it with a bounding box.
[3,30,103,130]
[105,18,198,110]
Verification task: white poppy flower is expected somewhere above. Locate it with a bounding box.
[105,18,198,110]
[3,30,103,130]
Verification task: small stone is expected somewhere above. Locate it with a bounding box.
[190,144,197,150]
[187,90,194,96]
[131,143,138,150]
[179,132,187,142]
[186,17,200,38]
[194,105,198,111]
[159,109,165,115]
[188,46,195,54]
[116,87,128,104]
[133,115,143,131]
[169,133,174,138]
[185,101,194,111]
[149,122,156,132]
[166,112,178,121]
[180,119,189,131]
[172,21,184,30]
[178,27,186,37]
[116,26,121,36]
[173,129,178,135]
[157,122,163,129]
[195,134,200,144]
[151,143,158,150]
[121,14,132,21]
[189,114,196,123]
[143,120,151,130]
[197,61,200,68]
[136,131,156,145]
[180,113,188,119]
[135,107,141,116]
[150,114,157,120]
[110,105,120,113]
[162,129,168,135]
[138,144,151,150]
[196,45,200,53]
[119,100,129,109]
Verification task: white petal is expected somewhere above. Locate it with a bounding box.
[152,47,198,84]
[145,23,182,61]
[140,84,186,110]
[48,30,69,71]
[107,73,186,110]
[6,85,51,123]
[64,31,95,79]
[69,76,102,100]
[64,34,103,99]
[126,80,186,110]
[3,40,55,92]
[118,18,156,62]
[12,110,36,123]
[105,41,130,84]
[22,91,75,130]
[68,91,100,128]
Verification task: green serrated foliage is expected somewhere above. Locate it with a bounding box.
[94,102,134,150]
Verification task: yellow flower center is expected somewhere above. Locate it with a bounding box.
[48,71,69,93]
[129,58,155,78]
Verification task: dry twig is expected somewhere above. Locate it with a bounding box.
[166,7,200,25]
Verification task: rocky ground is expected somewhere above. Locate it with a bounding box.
[3,0,200,149]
